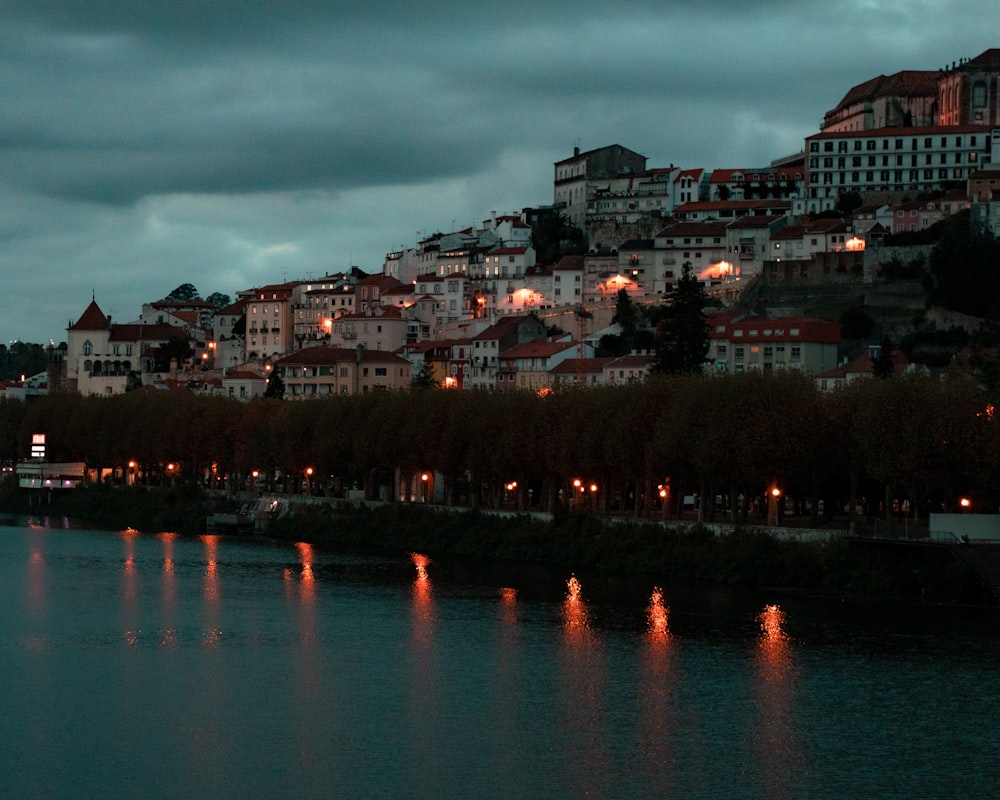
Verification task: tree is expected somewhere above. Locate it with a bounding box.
[411,361,439,389]
[835,191,864,215]
[264,371,285,400]
[530,210,585,264]
[152,337,194,372]
[839,306,875,341]
[166,283,199,301]
[652,262,709,374]
[206,292,231,310]
[872,336,895,378]
[612,288,640,336]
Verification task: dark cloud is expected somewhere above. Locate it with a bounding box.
[0,0,995,344]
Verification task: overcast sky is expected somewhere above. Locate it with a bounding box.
[1,1,995,345]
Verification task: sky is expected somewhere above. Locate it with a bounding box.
[1,1,996,345]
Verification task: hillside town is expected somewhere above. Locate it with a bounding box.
[7,48,1000,402]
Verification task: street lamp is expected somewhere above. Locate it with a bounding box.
[768,485,781,527]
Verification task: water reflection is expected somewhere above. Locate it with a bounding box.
[646,585,671,643]
[638,586,676,793]
[200,535,221,647]
[410,552,433,613]
[753,604,800,798]
[158,532,178,648]
[562,574,589,634]
[295,541,316,601]
[25,530,48,650]
[559,575,609,796]
[499,586,518,624]
[121,528,140,646]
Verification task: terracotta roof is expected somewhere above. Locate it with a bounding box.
[217,299,248,315]
[673,168,703,182]
[815,349,910,379]
[502,339,577,359]
[69,300,110,331]
[223,370,266,381]
[108,324,182,342]
[962,49,1000,69]
[473,315,539,340]
[550,357,614,374]
[607,353,656,369]
[708,313,840,345]
[809,123,992,141]
[489,246,529,255]
[336,306,406,321]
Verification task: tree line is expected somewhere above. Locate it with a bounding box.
[3,368,997,529]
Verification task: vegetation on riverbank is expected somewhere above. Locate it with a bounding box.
[1,478,989,604]
[263,501,988,604]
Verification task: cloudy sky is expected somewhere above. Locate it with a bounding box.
[1,1,995,345]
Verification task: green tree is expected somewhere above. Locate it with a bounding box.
[264,371,286,400]
[152,337,194,372]
[165,283,199,301]
[206,292,231,310]
[411,361,438,389]
[652,262,709,374]
[530,210,585,264]
[839,306,875,341]
[872,336,895,378]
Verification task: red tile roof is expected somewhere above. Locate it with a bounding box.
[69,300,110,331]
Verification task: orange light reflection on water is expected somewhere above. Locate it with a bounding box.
[638,586,676,795]
[200,535,221,647]
[753,603,800,795]
[562,574,589,633]
[121,528,139,645]
[158,532,178,646]
[411,552,432,608]
[646,586,671,643]
[296,541,316,601]
[757,603,789,664]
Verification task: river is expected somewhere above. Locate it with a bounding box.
[1,516,998,799]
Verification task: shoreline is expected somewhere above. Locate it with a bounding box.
[3,482,995,607]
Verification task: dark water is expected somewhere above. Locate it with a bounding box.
[1,517,998,799]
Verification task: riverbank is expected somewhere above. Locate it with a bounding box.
[2,481,992,605]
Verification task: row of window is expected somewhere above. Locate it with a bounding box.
[815,168,967,185]
[812,151,975,169]
[810,135,978,153]
[716,345,802,360]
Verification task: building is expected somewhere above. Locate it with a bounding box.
[937,49,1000,126]
[498,338,589,392]
[652,221,731,294]
[804,124,996,213]
[244,282,304,363]
[554,144,647,230]
[707,312,840,375]
[466,315,548,389]
[64,299,187,395]
[821,70,940,132]
[274,346,411,397]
